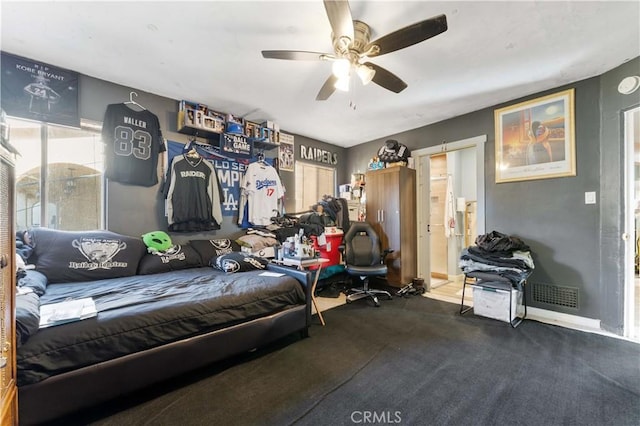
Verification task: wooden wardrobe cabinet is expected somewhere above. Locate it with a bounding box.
[365,167,416,287]
[0,143,17,425]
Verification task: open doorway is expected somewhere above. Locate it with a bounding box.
[624,106,640,341]
[414,135,486,303]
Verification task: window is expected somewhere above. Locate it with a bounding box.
[294,161,335,212]
[9,117,104,231]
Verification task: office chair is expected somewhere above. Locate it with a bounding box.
[342,221,393,307]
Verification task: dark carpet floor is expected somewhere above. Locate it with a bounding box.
[52,296,640,426]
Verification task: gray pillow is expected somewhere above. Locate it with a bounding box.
[211,252,268,273]
[15,292,40,347]
[17,270,48,296]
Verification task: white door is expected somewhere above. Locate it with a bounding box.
[414,135,487,289]
[416,153,431,283]
[624,106,640,341]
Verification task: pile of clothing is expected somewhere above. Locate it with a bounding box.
[459,231,534,290]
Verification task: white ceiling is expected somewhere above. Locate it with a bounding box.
[1,1,639,148]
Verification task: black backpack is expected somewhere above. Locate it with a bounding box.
[378,139,410,163]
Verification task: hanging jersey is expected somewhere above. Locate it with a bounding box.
[102,103,166,186]
[238,162,284,226]
[165,154,223,231]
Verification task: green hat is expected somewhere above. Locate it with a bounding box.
[142,231,172,252]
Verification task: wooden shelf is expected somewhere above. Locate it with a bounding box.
[177,124,222,142]
[251,138,280,151]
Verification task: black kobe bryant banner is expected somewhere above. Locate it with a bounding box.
[1,52,79,127]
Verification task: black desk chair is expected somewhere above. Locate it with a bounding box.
[342,221,393,307]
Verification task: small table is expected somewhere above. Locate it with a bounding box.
[272,257,329,326]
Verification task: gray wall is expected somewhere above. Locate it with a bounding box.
[345,57,640,332]
[15,51,640,332]
[77,75,344,241]
[281,133,347,214]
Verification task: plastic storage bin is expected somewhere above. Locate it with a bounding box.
[472,285,523,323]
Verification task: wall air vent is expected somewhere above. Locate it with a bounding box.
[532,283,579,309]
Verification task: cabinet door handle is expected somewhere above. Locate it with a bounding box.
[381,210,384,222]
[0,254,7,269]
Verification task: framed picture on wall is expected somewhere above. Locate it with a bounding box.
[494,88,576,183]
[1,52,79,127]
[279,139,294,172]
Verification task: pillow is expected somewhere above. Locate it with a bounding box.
[236,234,279,251]
[28,228,147,283]
[138,244,203,275]
[15,292,40,347]
[211,252,269,273]
[17,270,48,296]
[191,239,241,264]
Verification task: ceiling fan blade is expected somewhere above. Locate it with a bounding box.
[316,75,338,101]
[364,62,407,93]
[364,14,448,57]
[323,0,354,44]
[262,50,333,61]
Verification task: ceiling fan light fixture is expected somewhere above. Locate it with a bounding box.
[331,58,351,79]
[334,76,350,92]
[356,64,376,85]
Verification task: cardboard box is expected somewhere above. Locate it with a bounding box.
[202,114,225,133]
[346,201,361,221]
[260,127,273,142]
[261,120,277,130]
[338,184,351,193]
[244,121,261,138]
[472,285,523,323]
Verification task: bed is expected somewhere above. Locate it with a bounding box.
[15,228,311,425]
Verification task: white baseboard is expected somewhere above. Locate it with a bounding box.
[425,293,630,340]
[526,306,601,331]
[448,273,464,283]
[527,308,638,341]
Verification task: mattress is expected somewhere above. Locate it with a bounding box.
[17,267,305,386]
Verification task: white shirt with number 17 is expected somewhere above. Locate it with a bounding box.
[238,162,285,226]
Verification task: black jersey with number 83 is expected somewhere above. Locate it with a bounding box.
[102,103,166,187]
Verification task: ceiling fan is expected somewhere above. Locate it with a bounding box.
[261,0,448,101]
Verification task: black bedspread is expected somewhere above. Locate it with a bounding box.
[17,267,305,387]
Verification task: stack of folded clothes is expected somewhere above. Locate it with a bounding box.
[459,230,534,290]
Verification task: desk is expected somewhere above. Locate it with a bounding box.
[272,258,329,326]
